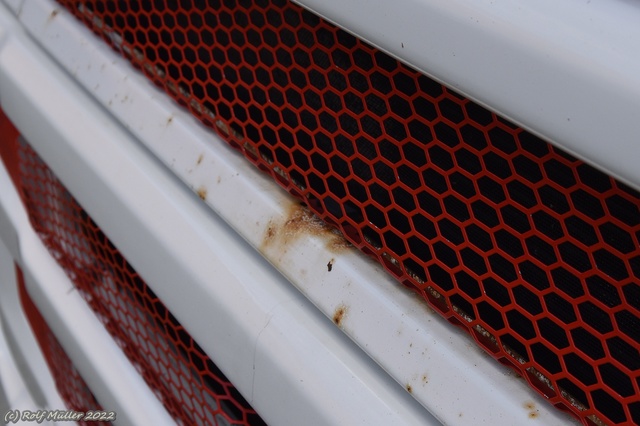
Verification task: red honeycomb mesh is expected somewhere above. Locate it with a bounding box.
[16,267,111,426]
[4,134,265,425]
[38,1,640,424]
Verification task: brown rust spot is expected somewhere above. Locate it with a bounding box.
[524,402,539,419]
[196,153,204,165]
[48,9,59,21]
[422,374,428,384]
[166,115,174,125]
[196,187,207,201]
[260,203,352,253]
[332,304,347,327]
[406,384,413,394]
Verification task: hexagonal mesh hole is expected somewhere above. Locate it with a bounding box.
[47,1,640,424]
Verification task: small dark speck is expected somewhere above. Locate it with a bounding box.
[401,42,404,48]
[327,259,334,272]
[406,384,412,393]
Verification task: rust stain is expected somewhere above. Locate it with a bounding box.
[332,304,347,327]
[260,203,352,253]
[524,402,539,419]
[196,187,207,201]
[406,384,413,394]
[166,115,174,125]
[48,9,59,22]
[196,153,204,165]
[422,374,428,384]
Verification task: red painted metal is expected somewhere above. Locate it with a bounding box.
[33,0,640,424]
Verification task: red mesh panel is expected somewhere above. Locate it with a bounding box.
[30,1,640,424]
[8,136,265,426]
[16,267,111,426]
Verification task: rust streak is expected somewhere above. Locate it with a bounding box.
[332,304,347,327]
[196,187,207,201]
[406,384,413,394]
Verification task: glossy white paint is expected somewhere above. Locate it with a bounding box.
[0,2,438,424]
[294,0,640,191]
[0,1,586,425]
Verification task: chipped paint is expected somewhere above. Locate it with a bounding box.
[332,304,347,327]
[327,258,334,272]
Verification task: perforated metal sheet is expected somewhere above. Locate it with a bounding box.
[44,1,640,424]
[9,136,265,426]
[16,267,112,426]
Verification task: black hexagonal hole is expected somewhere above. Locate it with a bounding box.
[591,389,626,424]
[614,310,640,344]
[428,264,454,291]
[513,285,543,315]
[593,248,629,281]
[478,176,506,204]
[599,222,636,254]
[599,363,635,397]
[525,236,557,265]
[564,215,599,246]
[412,213,437,239]
[605,194,640,227]
[483,152,512,179]
[551,267,584,298]
[538,184,570,214]
[622,283,640,311]
[489,253,517,282]
[478,301,506,331]
[571,328,605,360]
[519,260,550,291]
[571,189,605,220]
[412,97,438,121]
[433,241,459,268]
[422,169,448,194]
[495,229,524,258]
[465,224,493,252]
[416,191,443,217]
[397,165,421,190]
[544,159,576,188]
[544,293,577,324]
[559,242,592,273]
[579,301,614,334]
[532,211,564,240]
[564,353,597,386]
[586,275,622,308]
[537,318,569,349]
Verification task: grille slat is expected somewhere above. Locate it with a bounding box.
[47,1,640,424]
[12,137,265,426]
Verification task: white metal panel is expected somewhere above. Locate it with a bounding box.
[0,3,438,424]
[292,0,640,191]
[2,1,583,425]
[0,238,66,423]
